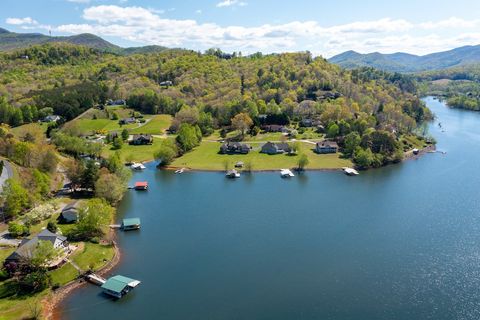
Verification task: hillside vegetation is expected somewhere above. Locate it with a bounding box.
[0,43,432,168]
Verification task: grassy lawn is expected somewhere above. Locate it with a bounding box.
[130,114,172,135]
[0,248,14,263]
[0,283,48,320]
[49,262,79,286]
[10,122,48,140]
[72,242,115,271]
[102,137,162,162]
[171,141,352,170]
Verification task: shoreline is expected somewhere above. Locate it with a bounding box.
[42,239,121,320]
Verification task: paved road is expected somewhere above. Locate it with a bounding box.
[0,159,13,191]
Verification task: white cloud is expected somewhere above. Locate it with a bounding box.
[419,17,480,29]
[18,6,477,56]
[6,17,38,25]
[216,0,247,8]
[196,9,202,14]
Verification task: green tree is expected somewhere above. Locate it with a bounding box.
[30,240,60,269]
[327,123,340,138]
[154,138,178,166]
[353,147,374,169]
[112,137,123,150]
[176,123,201,153]
[8,221,29,238]
[231,113,253,136]
[32,169,51,199]
[297,153,309,170]
[121,128,129,141]
[344,132,361,157]
[1,179,30,218]
[95,170,126,205]
[82,160,99,190]
[69,198,114,240]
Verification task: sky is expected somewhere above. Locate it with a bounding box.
[2,0,480,57]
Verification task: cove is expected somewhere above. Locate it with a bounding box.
[60,97,480,320]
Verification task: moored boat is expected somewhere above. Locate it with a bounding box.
[175,168,185,174]
[131,162,146,170]
[343,167,359,176]
[226,169,241,178]
[280,169,295,178]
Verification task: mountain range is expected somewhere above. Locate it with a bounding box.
[0,27,168,55]
[329,45,480,73]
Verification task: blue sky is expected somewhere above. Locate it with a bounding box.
[2,0,480,57]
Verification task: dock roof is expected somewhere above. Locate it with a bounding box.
[122,218,141,227]
[134,181,148,187]
[101,275,140,293]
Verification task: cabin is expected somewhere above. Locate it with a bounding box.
[42,115,61,123]
[134,181,148,190]
[4,229,69,266]
[119,117,136,125]
[261,142,291,155]
[101,275,141,298]
[220,142,250,154]
[122,218,141,231]
[315,141,338,154]
[60,201,81,223]
[130,134,153,145]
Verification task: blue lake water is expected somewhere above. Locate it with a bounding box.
[61,97,480,320]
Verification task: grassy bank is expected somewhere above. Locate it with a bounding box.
[171,141,352,171]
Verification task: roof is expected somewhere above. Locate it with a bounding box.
[317,141,338,148]
[122,218,141,227]
[37,229,67,243]
[132,134,152,140]
[134,181,148,187]
[62,201,80,212]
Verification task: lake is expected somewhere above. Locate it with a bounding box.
[60,97,480,320]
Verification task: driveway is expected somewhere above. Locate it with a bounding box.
[0,230,21,246]
[0,160,13,191]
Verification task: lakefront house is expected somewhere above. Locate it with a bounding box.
[220,142,250,154]
[261,142,291,155]
[315,141,338,154]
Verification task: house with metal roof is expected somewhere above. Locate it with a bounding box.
[122,218,141,231]
[4,229,69,266]
[101,275,141,298]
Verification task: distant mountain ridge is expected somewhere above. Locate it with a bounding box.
[0,28,168,55]
[329,45,480,73]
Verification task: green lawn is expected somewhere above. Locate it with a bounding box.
[10,122,48,139]
[171,141,352,171]
[0,283,48,320]
[49,262,79,286]
[0,248,14,263]
[102,137,162,162]
[72,242,115,271]
[129,114,172,135]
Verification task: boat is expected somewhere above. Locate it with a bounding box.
[131,162,146,170]
[175,168,185,174]
[343,167,359,176]
[412,148,419,155]
[226,169,241,178]
[280,169,295,178]
[134,181,148,190]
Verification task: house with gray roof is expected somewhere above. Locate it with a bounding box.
[315,141,338,154]
[4,229,68,266]
[60,201,81,223]
[261,142,291,155]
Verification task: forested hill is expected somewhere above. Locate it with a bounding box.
[329,45,480,73]
[0,28,168,55]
